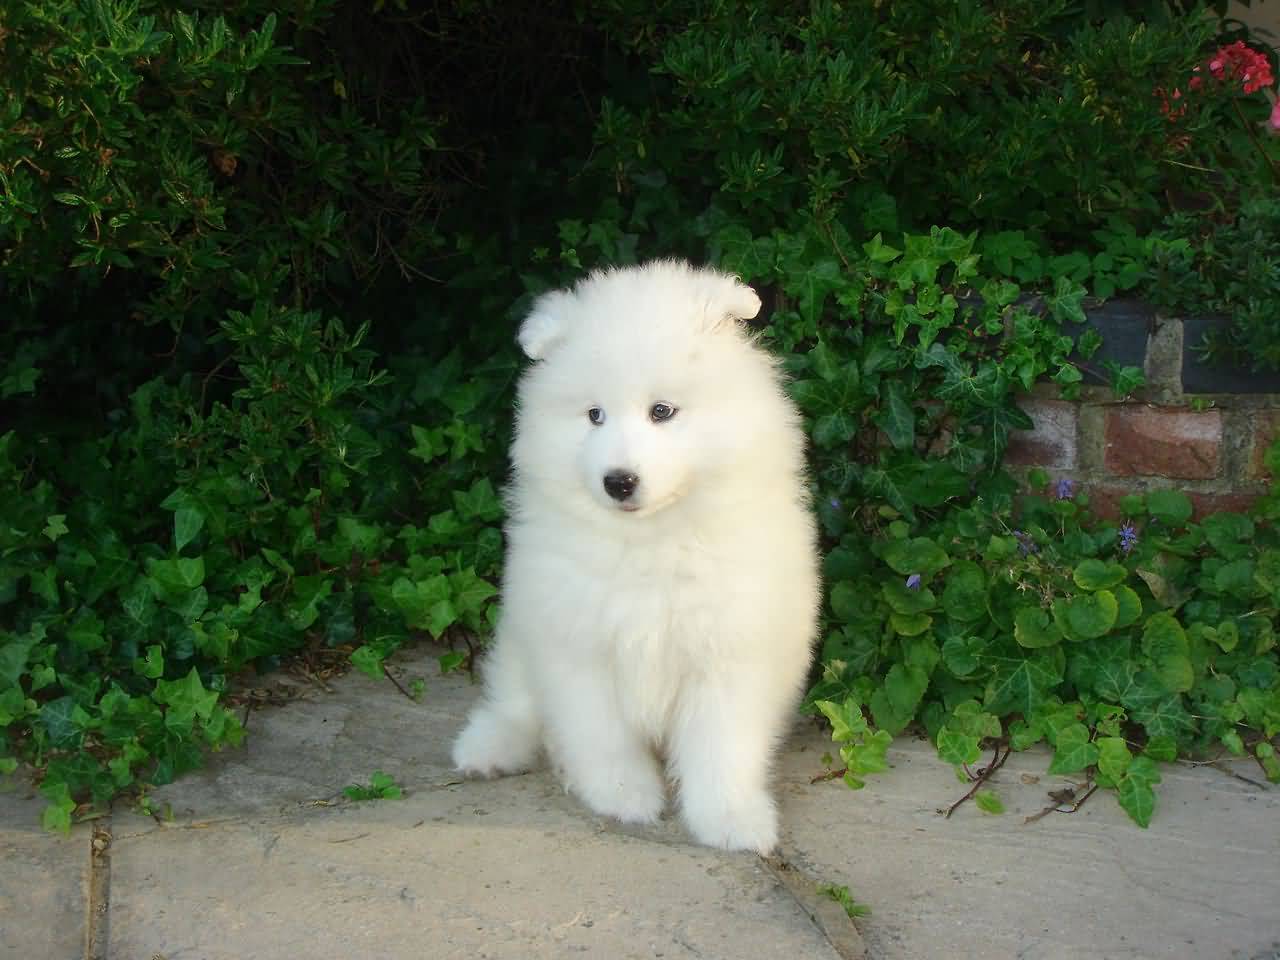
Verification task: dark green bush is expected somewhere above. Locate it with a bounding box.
[0,0,534,829]
[1150,197,1280,371]
[589,0,1221,249]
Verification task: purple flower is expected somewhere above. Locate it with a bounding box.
[828,497,842,511]
[1013,529,1040,556]
[1119,523,1139,554]
[1056,478,1075,500]
[906,573,922,590]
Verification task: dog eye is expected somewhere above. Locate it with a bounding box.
[587,406,605,425]
[649,402,677,423]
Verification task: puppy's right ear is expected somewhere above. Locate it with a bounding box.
[517,290,571,360]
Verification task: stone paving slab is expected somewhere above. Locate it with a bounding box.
[3,648,1279,960]
[0,787,87,960]
[107,785,841,960]
[777,735,1280,960]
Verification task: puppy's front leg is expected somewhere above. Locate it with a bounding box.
[668,665,790,855]
[542,658,667,825]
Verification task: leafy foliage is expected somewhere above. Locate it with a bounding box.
[0,0,525,829]
[592,0,1220,245]
[810,473,1280,826]
[1149,197,1280,372]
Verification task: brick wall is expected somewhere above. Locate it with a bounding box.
[1004,303,1279,519]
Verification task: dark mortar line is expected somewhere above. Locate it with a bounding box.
[84,816,112,960]
[762,848,868,960]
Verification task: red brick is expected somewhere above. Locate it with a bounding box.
[1006,398,1078,469]
[1189,491,1262,520]
[1248,411,1280,480]
[1104,406,1221,480]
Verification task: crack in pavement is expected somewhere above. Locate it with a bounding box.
[763,848,868,960]
[85,816,112,960]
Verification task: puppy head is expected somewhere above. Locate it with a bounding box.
[510,260,783,521]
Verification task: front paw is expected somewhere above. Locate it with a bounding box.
[452,709,537,777]
[682,793,779,855]
[566,762,666,825]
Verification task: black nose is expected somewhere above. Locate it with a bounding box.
[603,471,639,502]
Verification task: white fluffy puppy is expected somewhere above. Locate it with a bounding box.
[452,259,819,854]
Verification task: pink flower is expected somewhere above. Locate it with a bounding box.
[1270,97,1280,131]
[1207,41,1275,95]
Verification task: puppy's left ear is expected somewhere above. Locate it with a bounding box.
[707,273,762,330]
[517,289,572,360]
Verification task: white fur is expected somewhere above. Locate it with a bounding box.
[452,259,819,854]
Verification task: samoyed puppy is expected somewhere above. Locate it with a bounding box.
[451,259,819,854]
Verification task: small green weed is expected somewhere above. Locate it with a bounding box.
[817,883,872,919]
[343,771,403,802]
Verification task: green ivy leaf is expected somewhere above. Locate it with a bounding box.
[1202,513,1254,560]
[1145,490,1192,527]
[152,668,219,723]
[869,689,913,737]
[884,663,930,718]
[1072,559,1127,591]
[1142,613,1193,693]
[1014,606,1064,649]
[1052,590,1118,640]
[829,580,879,627]
[974,790,1005,815]
[42,515,69,542]
[882,537,951,577]
[438,651,466,674]
[947,700,1003,739]
[148,556,206,593]
[942,561,987,622]
[174,506,206,553]
[889,611,931,637]
[1116,776,1156,827]
[940,633,986,678]
[132,645,165,679]
[1132,694,1195,741]
[1215,559,1256,597]
[717,225,778,277]
[882,579,936,615]
[937,727,981,767]
[1046,275,1087,324]
[1134,567,1188,611]
[1047,722,1098,774]
[40,782,76,835]
[874,381,915,451]
[285,575,332,631]
[0,688,35,725]
[1095,737,1132,781]
[1115,760,1162,827]
[840,729,893,789]
[392,574,444,624]
[351,645,385,680]
[1112,585,1142,629]
[862,232,901,263]
[1255,742,1280,783]
[815,698,869,744]
[449,568,498,617]
[984,652,1063,717]
[39,697,85,749]
[67,612,106,652]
